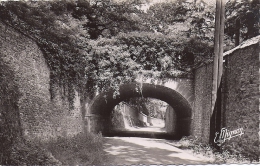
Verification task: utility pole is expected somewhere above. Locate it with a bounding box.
[211,0,220,114]
[211,0,225,115]
[210,0,225,146]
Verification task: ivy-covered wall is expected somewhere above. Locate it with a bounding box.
[0,21,83,140]
[193,36,259,160]
[221,36,259,160]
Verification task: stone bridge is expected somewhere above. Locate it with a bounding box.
[85,36,260,154]
[1,20,259,158]
[86,81,193,138]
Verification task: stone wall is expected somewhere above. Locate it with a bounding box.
[138,112,149,124]
[221,37,259,159]
[122,103,147,127]
[193,63,213,141]
[164,78,195,109]
[138,112,164,127]
[0,56,22,162]
[193,36,259,159]
[165,106,176,134]
[105,103,148,131]
[143,78,195,109]
[0,22,83,140]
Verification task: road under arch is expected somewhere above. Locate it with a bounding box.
[87,83,192,139]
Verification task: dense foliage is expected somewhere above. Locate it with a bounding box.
[225,0,259,44]
[88,31,208,92]
[124,97,166,119]
[0,0,258,104]
[0,0,259,163]
[45,133,105,165]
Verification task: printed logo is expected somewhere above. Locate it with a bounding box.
[214,127,244,146]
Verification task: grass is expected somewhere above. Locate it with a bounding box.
[175,136,259,164]
[7,138,61,165]
[44,132,106,165]
[7,132,258,165]
[6,132,106,165]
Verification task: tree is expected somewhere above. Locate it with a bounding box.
[0,1,90,107]
[92,32,195,78]
[144,0,191,33]
[123,97,166,119]
[70,0,147,39]
[225,0,259,45]
[2,0,246,106]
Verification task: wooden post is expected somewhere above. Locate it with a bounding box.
[210,0,225,146]
[211,0,221,114]
[212,0,225,112]
[218,0,225,87]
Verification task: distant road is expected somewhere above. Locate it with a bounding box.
[103,137,213,165]
[103,126,181,139]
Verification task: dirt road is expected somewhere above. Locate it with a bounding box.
[103,137,213,165]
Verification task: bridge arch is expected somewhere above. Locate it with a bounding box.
[87,83,192,138]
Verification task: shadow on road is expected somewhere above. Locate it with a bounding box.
[103,130,181,140]
[103,126,181,140]
[103,137,211,165]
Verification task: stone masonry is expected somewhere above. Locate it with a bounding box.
[1,20,258,159]
[221,36,259,159]
[193,36,259,159]
[0,21,83,140]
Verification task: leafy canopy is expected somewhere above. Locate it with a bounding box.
[0,0,258,104]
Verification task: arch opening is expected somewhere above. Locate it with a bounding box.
[87,83,192,139]
[109,98,168,132]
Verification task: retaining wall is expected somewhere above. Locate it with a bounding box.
[193,36,259,159]
[165,106,176,134]
[221,37,259,159]
[0,22,83,140]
